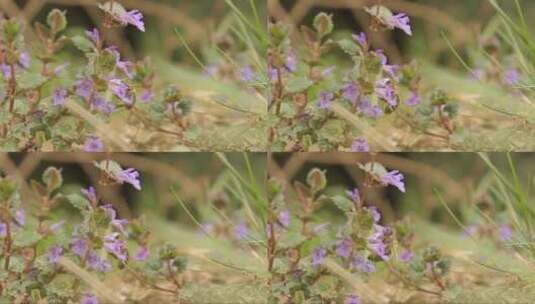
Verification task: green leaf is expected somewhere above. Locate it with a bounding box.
[52,116,79,141]
[65,193,91,213]
[286,77,314,93]
[316,119,346,144]
[338,38,359,56]
[71,35,93,53]
[331,195,354,214]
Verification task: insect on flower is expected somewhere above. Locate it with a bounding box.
[99,1,145,32]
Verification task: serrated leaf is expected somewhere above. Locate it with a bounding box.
[316,119,346,144]
[65,193,91,212]
[286,77,314,93]
[13,228,42,247]
[331,195,355,214]
[338,39,359,56]
[71,35,93,53]
[52,116,79,141]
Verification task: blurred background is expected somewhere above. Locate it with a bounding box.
[269,152,535,228]
[0,152,266,227]
[1,0,265,63]
[269,0,535,67]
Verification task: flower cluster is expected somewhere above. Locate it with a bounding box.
[0,165,187,303]
[0,5,193,151]
[267,164,450,303]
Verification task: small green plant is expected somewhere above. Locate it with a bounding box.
[0,161,188,303]
[267,6,461,151]
[266,163,449,303]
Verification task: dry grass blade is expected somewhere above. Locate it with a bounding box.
[64,99,134,151]
[59,257,124,304]
[330,103,397,151]
[324,258,390,304]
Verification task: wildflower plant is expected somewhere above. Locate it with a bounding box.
[0,1,268,151]
[0,162,188,302]
[266,163,450,303]
[267,6,465,151]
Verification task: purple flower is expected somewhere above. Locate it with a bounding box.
[404,91,420,106]
[108,48,134,78]
[498,224,513,241]
[233,223,249,239]
[50,221,65,233]
[0,64,11,77]
[367,206,381,223]
[111,219,129,235]
[463,225,478,238]
[374,49,399,79]
[268,68,279,82]
[351,138,369,152]
[18,52,31,69]
[71,237,89,257]
[346,188,360,204]
[87,251,111,272]
[399,249,413,263]
[14,209,25,226]
[123,10,145,32]
[380,170,405,192]
[368,240,389,261]
[278,211,290,228]
[471,68,484,81]
[103,233,128,262]
[81,186,97,204]
[100,204,117,220]
[503,69,520,86]
[0,222,6,237]
[204,64,219,77]
[53,63,69,76]
[313,223,330,234]
[83,136,104,152]
[135,246,149,261]
[76,78,93,100]
[322,66,335,78]
[336,238,352,258]
[311,247,327,267]
[351,255,376,273]
[352,32,368,51]
[117,168,141,190]
[386,13,412,36]
[139,89,154,103]
[47,245,63,264]
[90,95,115,115]
[85,28,100,45]
[109,79,133,105]
[359,98,384,118]
[342,83,359,104]
[52,88,67,106]
[285,52,297,72]
[200,222,215,235]
[239,65,255,83]
[375,78,397,107]
[80,293,98,304]
[345,295,361,304]
[317,91,334,109]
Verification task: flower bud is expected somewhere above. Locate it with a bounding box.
[313,13,334,38]
[42,167,63,193]
[306,168,327,193]
[47,9,67,34]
